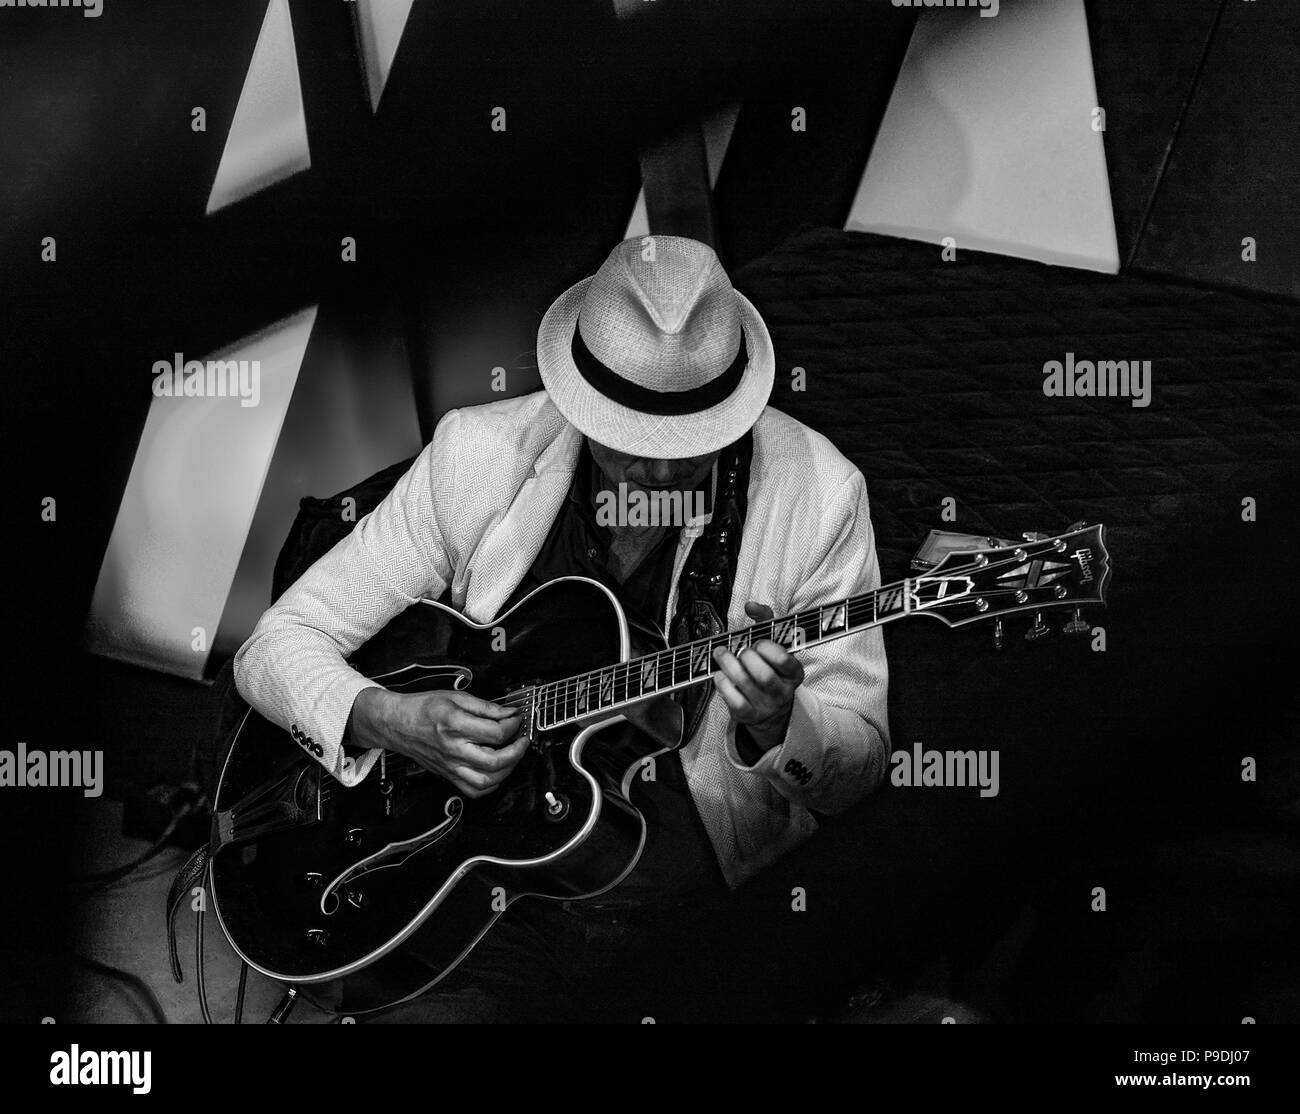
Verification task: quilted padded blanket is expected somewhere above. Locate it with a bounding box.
[733,227,1298,594]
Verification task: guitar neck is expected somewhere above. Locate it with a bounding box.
[535,576,916,731]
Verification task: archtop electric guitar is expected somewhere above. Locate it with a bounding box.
[209,523,1110,1013]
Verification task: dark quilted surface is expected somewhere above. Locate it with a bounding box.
[715,230,1299,1004]
[734,228,1299,597]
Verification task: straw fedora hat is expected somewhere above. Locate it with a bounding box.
[536,236,775,459]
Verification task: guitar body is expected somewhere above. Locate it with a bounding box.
[209,576,676,1015]
[208,522,1111,1016]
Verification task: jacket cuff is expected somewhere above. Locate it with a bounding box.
[725,685,823,796]
[294,673,386,788]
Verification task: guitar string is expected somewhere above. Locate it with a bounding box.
[532,586,1075,728]
[530,544,1092,723]
[321,545,1096,787]
[318,581,1079,800]
[437,537,1090,723]
[319,585,1081,800]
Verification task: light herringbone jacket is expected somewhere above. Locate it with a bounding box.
[233,392,890,887]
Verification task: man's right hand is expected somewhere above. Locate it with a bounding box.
[346,687,527,798]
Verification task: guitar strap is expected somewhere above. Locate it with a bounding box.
[668,429,753,744]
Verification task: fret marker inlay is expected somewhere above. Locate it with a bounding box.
[819,603,847,634]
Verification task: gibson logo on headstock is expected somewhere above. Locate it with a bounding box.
[1070,547,1096,583]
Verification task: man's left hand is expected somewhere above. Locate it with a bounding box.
[712,601,805,757]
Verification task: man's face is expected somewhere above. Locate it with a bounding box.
[588,440,718,496]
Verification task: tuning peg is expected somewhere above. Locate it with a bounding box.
[1025,612,1051,641]
[1062,607,1090,635]
[993,618,1004,650]
[1022,531,1049,542]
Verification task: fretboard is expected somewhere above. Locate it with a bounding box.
[534,577,916,731]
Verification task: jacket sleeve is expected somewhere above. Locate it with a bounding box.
[232,410,462,787]
[724,469,891,814]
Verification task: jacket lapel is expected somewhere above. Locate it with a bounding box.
[460,417,583,623]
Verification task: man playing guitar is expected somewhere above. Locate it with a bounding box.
[233,235,891,1021]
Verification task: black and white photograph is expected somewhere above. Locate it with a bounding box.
[2,0,1297,1096]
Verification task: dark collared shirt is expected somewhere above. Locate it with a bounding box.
[502,439,683,634]
[500,440,726,906]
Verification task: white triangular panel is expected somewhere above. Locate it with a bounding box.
[625,103,740,241]
[702,102,741,183]
[86,308,318,679]
[353,0,417,113]
[625,190,650,243]
[845,0,1119,273]
[206,0,311,215]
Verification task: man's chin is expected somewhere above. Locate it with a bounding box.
[626,480,692,494]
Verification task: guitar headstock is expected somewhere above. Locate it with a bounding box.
[909,523,1110,629]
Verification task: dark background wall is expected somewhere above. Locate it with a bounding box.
[1087,0,1299,297]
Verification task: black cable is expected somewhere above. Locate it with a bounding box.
[73,953,168,1025]
[196,896,213,1024]
[234,961,248,1024]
